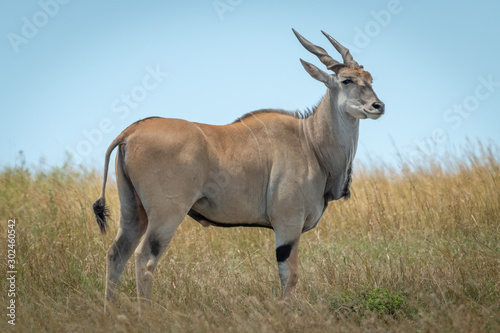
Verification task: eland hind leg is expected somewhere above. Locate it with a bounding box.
[134,203,191,310]
[105,149,148,312]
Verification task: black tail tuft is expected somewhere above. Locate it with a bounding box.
[93,197,110,234]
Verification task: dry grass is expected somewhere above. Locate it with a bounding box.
[1,142,499,332]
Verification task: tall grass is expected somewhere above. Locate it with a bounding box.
[1,142,499,332]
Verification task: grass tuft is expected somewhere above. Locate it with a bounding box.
[330,288,416,320]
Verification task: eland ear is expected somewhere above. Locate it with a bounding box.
[299,59,331,85]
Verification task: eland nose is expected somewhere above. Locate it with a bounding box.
[372,101,385,113]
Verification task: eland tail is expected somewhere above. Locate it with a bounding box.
[92,128,133,234]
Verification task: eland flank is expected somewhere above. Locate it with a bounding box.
[93,29,384,310]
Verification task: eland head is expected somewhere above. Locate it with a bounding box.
[293,29,384,120]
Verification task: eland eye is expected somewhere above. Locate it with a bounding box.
[342,79,353,85]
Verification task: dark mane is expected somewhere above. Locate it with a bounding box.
[232,100,320,123]
[132,116,161,125]
[340,164,353,200]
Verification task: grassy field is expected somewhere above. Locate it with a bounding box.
[1,143,499,332]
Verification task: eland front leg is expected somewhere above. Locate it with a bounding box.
[276,239,300,298]
[273,222,303,298]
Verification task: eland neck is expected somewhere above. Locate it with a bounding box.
[302,88,359,200]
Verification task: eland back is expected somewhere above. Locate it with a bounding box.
[93,29,385,310]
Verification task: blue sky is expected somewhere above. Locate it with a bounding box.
[2,0,499,171]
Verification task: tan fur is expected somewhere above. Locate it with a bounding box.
[338,67,373,84]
